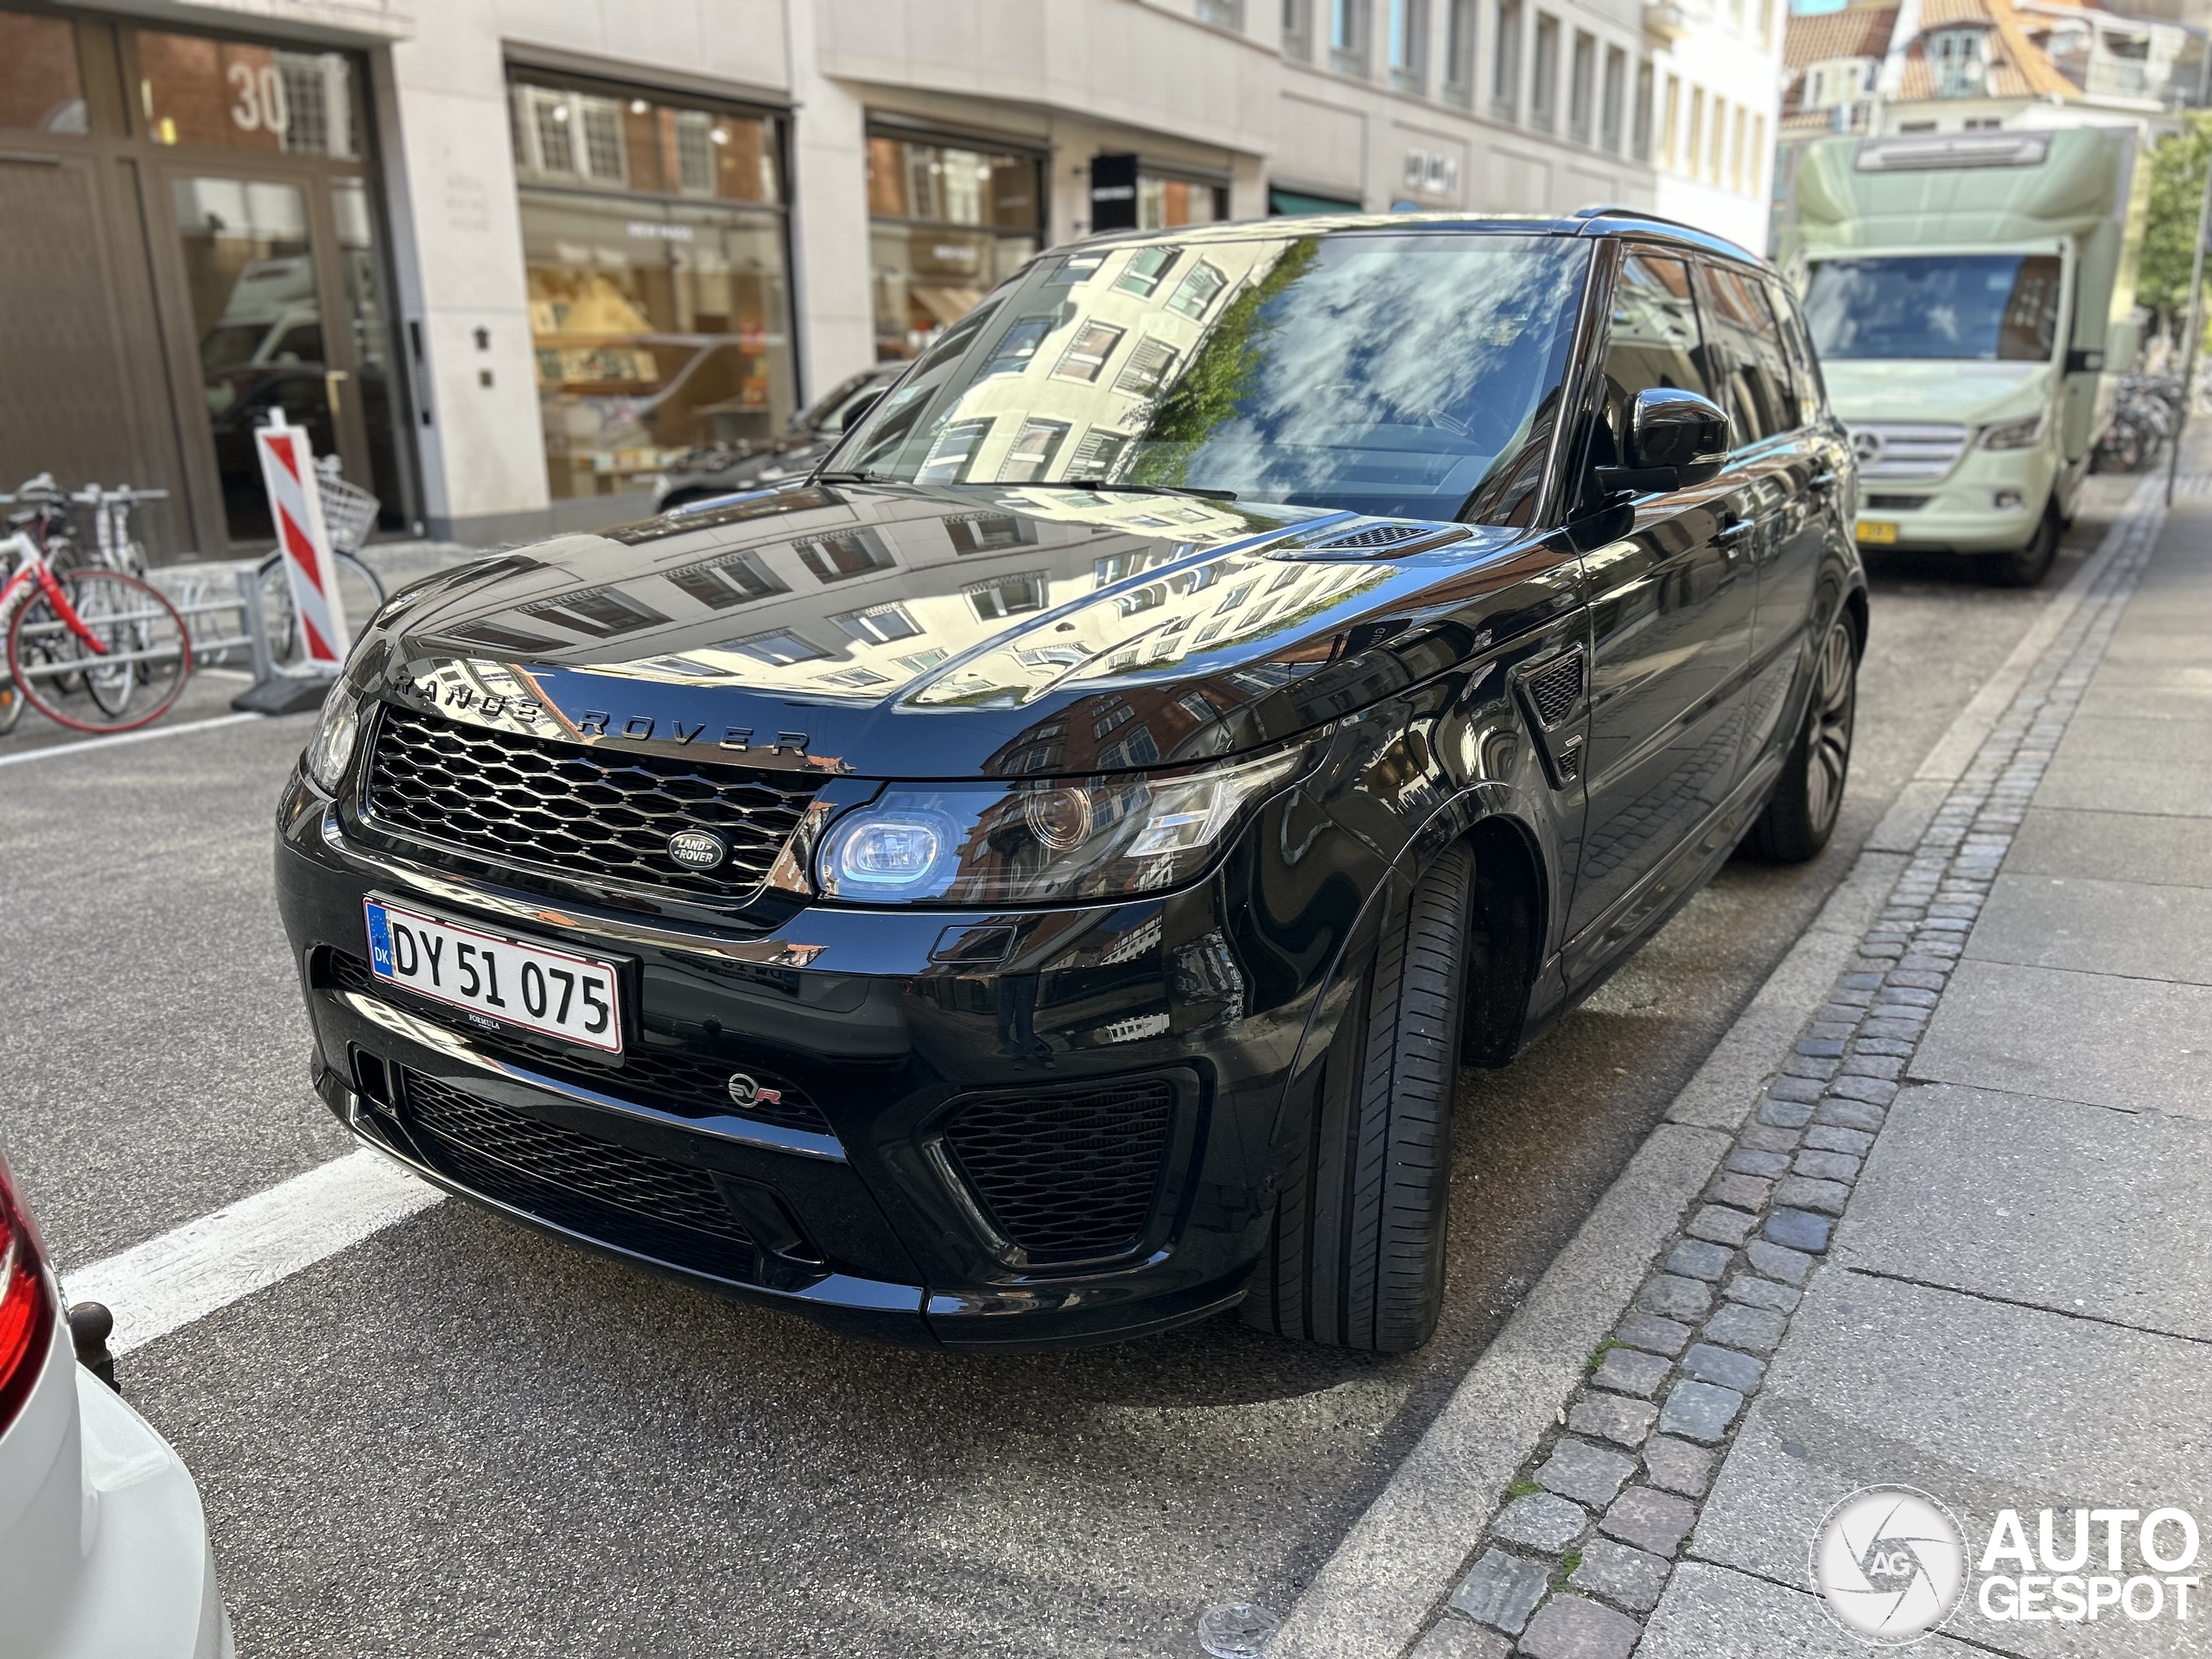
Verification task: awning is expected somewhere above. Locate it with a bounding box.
[1269,186,1363,216]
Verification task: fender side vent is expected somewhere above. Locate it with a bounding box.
[1524,652,1586,728]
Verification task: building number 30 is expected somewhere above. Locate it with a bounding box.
[228,60,291,136]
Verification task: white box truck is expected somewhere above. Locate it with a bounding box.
[1778,128,2149,584]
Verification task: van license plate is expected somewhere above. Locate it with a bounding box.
[1856,520,1899,545]
[362,899,623,1053]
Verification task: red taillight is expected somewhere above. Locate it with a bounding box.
[0,1149,58,1439]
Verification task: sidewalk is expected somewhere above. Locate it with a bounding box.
[1361,473,2212,1659]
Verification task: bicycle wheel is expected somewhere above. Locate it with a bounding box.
[0,675,22,737]
[7,569,191,734]
[256,552,384,670]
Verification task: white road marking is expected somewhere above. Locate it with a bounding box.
[0,710,274,770]
[60,1151,444,1357]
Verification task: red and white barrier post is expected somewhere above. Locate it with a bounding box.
[254,409,351,671]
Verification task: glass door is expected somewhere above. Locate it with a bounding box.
[168,174,336,543]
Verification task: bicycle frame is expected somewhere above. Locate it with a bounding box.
[0,531,111,658]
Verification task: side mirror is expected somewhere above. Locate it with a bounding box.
[1597,388,1731,495]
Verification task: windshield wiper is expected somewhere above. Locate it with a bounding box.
[1063,479,1238,501]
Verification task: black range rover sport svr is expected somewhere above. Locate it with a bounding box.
[276,211,1863,1353]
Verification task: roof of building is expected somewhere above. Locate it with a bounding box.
[1783,3,1901,68]
[1896,0,2082,100]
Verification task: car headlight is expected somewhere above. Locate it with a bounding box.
[1980,412,2045,451]
[304,680,363,792]
[814,746,1314,906]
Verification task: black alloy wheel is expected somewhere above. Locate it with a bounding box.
[1746,613,1857,863]
[1243,843,1471,1353]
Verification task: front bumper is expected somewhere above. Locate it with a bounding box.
[275,771,1330,1350]
[1853,444,2059,555]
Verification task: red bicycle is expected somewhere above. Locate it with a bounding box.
[0,480,190,735]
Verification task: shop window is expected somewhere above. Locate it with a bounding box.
[138,32,360,157]
[1138,175,1229,229]
[998,420,1071,483]
[666,550,788,610]
[513,73,791,503]
[795,529,894,582]
[1116,246,1180,296]
[868,131,1044,361]
[510,78,778,204]
[1052,322,1124,384]
[1166,262,1229,320]
[0,13,87,133]
[918,418,994,483]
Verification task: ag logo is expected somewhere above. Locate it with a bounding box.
[1813,1485,1968,1644]
[727,1073,785,1109]
[667,829,729,871]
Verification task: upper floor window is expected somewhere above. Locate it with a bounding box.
[1332,0,1370,75]
[1389,0,1428,92]
[1803,57,1874,110]
[1198,0,1245,28]
[1929,29,1988,98]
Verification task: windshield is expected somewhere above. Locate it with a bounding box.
[1803,253,2063,362]
[826,232,1592,524]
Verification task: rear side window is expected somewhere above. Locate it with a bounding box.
[1765,278,1826,429]
[1695,263,1796,447]
[1593,250,1708,467]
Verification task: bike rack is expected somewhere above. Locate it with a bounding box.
[150,562,333,715]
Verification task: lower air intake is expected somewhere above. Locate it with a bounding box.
[941,1079,1176,1264]
[398,1069,765,1282]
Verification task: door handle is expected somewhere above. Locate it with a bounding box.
[324,368,349,422]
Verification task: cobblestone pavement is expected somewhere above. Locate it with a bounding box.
[1406,473,2177,1659]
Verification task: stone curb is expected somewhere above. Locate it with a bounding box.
[1402,476,2168,1659]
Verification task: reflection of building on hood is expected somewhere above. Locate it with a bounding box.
[417,484,1399,715]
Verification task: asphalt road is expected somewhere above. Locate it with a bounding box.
[0,495,2121,1658]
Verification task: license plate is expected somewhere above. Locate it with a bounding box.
[362,899,623,1053]
[1856,520,1899,545]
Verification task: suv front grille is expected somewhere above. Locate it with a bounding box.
[398,1069,767,1282]
[942,1079,1175,1263]
[364,704,820,902]
[325,950,834,1137]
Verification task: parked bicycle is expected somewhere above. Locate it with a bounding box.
[49,482,167,578]
[2094,372,2183,474]
[0,480,191,735]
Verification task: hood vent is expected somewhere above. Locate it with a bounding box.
[1281,520,1475,561]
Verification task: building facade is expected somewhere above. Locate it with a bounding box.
[0,0,1776,555]
[1774,0,2205,247]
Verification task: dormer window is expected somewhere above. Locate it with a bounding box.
[1929,29,1988,98]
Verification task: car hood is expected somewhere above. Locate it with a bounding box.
[1821,359,2055,427]
[365,482,1545,780]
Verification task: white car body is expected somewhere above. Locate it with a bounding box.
[0,1280,230,1659]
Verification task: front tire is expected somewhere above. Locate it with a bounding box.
[1243,844,1471,1353]
[1985,504,2060,588]
[1746,613,1857,863]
